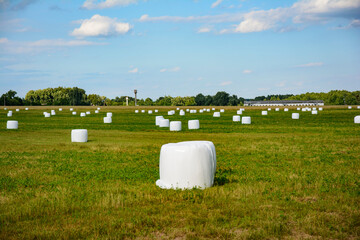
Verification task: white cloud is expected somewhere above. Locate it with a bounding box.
[243,69,252,74]
[129,67,138,73]
[211,0,223,8]
[197,27,212,33]
[0,38,8,44]
[82,0,137,9]
[72,14,131,38]
[220,81,232,86]
[139,13,244,23]
[160,67,181,72]
[295,62,324,67]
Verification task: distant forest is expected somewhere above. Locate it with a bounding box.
[1,87,360,106]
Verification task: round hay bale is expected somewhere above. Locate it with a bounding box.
[170,121,182,131]
[354,116,360,124]
[312,107,317,110]
[284,108,289,112]
[155,109,158,113]
[155,116,164,126]
[186,109,189,112]
[297,108,301,111]
[72,112,77,115]
[97,107,101,110]
[135,110,139,113]
[51,110,56,116]
[179,110,185,116]
[275,108,279,111]
[242,116,251,124]
[190,110,197,114]
[319,107,323,111]
[148,110,153,114]
[199,110,204,113]
[59,108,62,111]
[188,120,200,129]
[16,109,19,112]
[104,117,112,123]
[25,108,29,111]
[168,110,175,115]
[7,112,12,117]
[267,108,271,111]
[357,106,360,109]
[44,112,51,118]
[86,111,91,115]
[4,108,7,110]
[233,115,241,122]
[159,119,170,127]
[206,109,210,112]
[106,112,112,117]
[176,108,180,110]
[311,110,318,115]
[70,108,73,111]
[80,113,86,117]
[95,110,99,114]
[141,110,145,113]
[220,109,224,113]
[261,111,268,115]
[237,110,243,115]
[71,129,88,142]
[156,141,216,190]
[348,106,352,109]
[213,112,220,117]
[7,120,18,129]
[292,113,300,119]
[212,108,215,111]
[301,108,306,112]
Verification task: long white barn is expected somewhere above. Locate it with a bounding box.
[244,100,324,106]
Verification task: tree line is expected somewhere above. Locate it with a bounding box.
[1,87,359,106]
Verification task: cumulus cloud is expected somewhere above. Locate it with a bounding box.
[72,14,131,38]
[197,27,212,33]
[129,67,138,73]
[295,62,324,67]
[82,0,137,9]
[139,13,244,23]
[220,81,232,86]
[211,0,223,8]
[243,69,252,74]
[160,67,181,72]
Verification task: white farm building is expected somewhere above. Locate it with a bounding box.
[244,100,324,107]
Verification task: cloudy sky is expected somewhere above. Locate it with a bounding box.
[0,0,359,99]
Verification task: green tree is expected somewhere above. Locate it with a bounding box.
[195,93,206,106]
[213,91,229,106]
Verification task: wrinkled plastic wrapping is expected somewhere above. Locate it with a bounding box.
[233,115,241,122]
[188,120,200,129]
[292,113,299,119]
[261,111,268,115]
[170,121,182,131]
[7,112,12,117]
[355,116,360,124]
[242,116,251,124]
[7,120,18,129]
[44,113,51,118]
[156,141,216,190]
[159,119,170,127]
[104,117,112,123]
[213,112,220,117]
[71,129,88,142]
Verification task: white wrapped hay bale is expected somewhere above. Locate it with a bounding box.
[319,107,323,111]
[155,116,164,126]
[25,108,29,111]
[213,112,220,117]
[104,117,112,123]
[186,109,189,112]
[233,115,241,122]
[242,116,251,124]
[72,112,77,115]
[199,109,203,113]
[176,108,180,110]
[107,112,112,117]
[97,107,101,110]
[71,129,88,142]
[7,120,18,129]
[80,113,86,117]
[220,109,225,113]
[237,110,243,115]
[312,110,318,115]
[348,106,352,109]
[357,106,360,109]
[312,107,317,110]
[179,110,185,116]
[59,108,62,111]
[148,110,153,114]
[156,141,216,190]
[275,108,279,111]
[44,112,51,118]
[155,109,158,113]
[141,110,145,113]
[4,108,7,110]
[168,110,175,115]
[292,113,300,119]
[135,110,139,113]
[170,121,182,131]
[261,111,268,116]
[188,120,200,129]
[159,119,170,127]
[301,108,306,112]
[7,112,12,117]
[297,108,301,111]
[284,108,289,112]
[267,108,271,111]
[354,116,360,124]
[207,109,210,112]
[70,108,73,111]
[51,110,56,116]
[95,110,99,114]
[240,108,245,111]
[212,108,215,111]
[86,111,91,115]
[16,109,19,112]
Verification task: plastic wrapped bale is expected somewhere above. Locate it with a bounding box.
[148,110,152,114]
[72,112,77,115]
[44,112,51,118]
[357,106,360,109]
[7,120,18,129]
[95,110,99,114]
[141,110,145,113]
[107,112,112,117]
[186,109,189,112]
[80,113,86,117]
[348,106,352,109]
[176,108,180,110]
[86,111,91,115]
[275,108,279,111]
[70,108,73,111]
[312,107,317,110]
[59,108,62,111]
[97,107,101,110]
[213,112,220,117]
[179,111,185,116]
[261,111,268,116]
[51,110,56,116]
[170,121,182,131]
[240,108,245,111]
[25,108,29,111]
[297,108,301,111]
[237,110,243,115]
[4,108,7,110]
[135,110,139,113]
[354,116,360,124]
[71,129,88,142]
[267,108,271,111]
[7,112,12,117]
[168,111,174,116]
[188,120,200,129]
[319,107,323,111]
[284,108,289,112]
[312,110,318,115]
[159,119,170,127]
[220,109,225,113]
[212,108,215,111]
[233,115,241,122]
[207,109,210,112]
[104,117,112,123]
[155,109,158,113]
[16,109,19,112]
[292,113,300,119]
[301,108,306,112]
[242,116,251,124]
[199,110,204,113]
[156,116,164,126]
[156,141,216,190]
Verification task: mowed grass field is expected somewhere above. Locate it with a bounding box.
[0,106,359,239]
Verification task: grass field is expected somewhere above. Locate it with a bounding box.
[0,106,359,239]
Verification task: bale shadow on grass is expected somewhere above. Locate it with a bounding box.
[214,166,237,186]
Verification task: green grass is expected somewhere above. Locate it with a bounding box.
[0,106,359,239]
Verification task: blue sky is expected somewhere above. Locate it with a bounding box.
[0,0,359,99]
